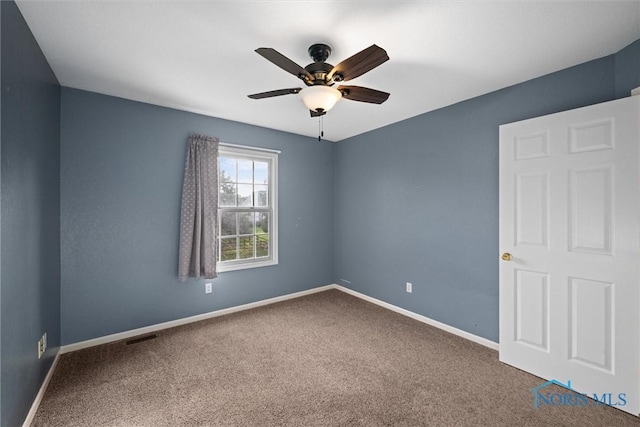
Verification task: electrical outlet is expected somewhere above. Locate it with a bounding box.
[37,334,46,359]
[406,282,412,293]
[205,282,212,294]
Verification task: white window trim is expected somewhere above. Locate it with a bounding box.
[217,144,278,273]
[219,142,281,154]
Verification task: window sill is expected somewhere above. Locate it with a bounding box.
[217,258,278,273]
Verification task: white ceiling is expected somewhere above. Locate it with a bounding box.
[15,1,640,142]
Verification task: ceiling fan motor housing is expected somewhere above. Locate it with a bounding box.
[303,44,342,86]
[304,62,334,86]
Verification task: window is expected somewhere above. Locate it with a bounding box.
[217,144,278,272]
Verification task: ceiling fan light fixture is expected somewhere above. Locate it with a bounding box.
[299,85,342,113]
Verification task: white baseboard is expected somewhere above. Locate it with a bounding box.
[61,285,335,354]
[332,284,500,351]
[61,283,498,354]
[22,351,60,427]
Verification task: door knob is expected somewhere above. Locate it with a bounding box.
[501,253,513,261]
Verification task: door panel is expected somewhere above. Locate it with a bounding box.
[568,277,613,373]
[499,96,640,415]
[514,269,549,351]
[569,167,613,254]
[569,119,614,153]
[515,173,549,247]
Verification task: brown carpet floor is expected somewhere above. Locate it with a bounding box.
[32,289,640,426]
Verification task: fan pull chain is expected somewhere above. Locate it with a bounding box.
[318,116,324,142]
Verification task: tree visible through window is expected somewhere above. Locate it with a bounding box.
[217,145,278,272]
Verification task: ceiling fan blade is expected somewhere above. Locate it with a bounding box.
[328,45,389,82]
[255,48,313,81]
[338,85,390,104]
[248,88,302,99]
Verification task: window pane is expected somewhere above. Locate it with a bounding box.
[256,234,269,258]
[238,212,254,235]
[219,157,236,182]
[255,212,269,234]
[254,185,268,207]
[219,182,237,207]
[254,161,268,184]
[239,236,254,259]
[220,212,236,236]
[237,184,253,207]
[237,160,253,183]
[219,157,237,207]
[220,237,237,261]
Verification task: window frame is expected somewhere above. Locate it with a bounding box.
[217,143,279,273]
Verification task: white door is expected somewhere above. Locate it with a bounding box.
[499,96,640,415]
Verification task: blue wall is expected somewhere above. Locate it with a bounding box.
[615,39,640,98]
[0,2,61,426]
[334,41,640,343]
[334,57,617,343]
[60,89,334,345]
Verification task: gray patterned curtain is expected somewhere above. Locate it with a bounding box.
[178,134,219,280]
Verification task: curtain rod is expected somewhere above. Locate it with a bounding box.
[219,142,281,154]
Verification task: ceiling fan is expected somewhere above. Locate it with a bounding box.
[248,43,390,117]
